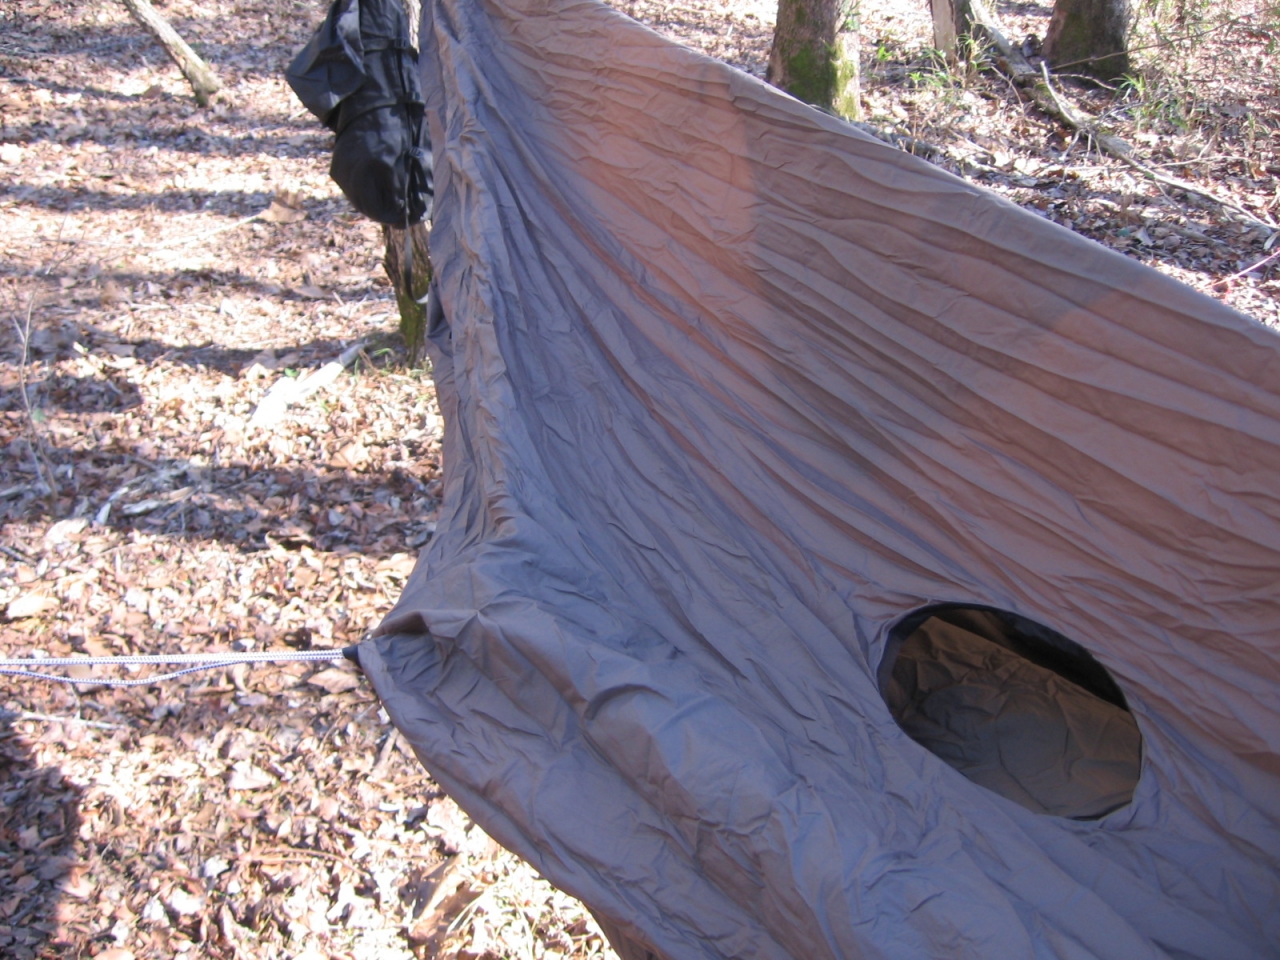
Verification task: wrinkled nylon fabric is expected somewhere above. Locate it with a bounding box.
[359,0,1280,957]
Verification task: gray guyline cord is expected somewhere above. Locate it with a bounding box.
[0,647,358,688]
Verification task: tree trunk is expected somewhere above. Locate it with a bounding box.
[382,0,432,369]
[384,222,433,366]
[768,0,861,121]
[119,0,222,106]
[1042,0,1130,79]
[930,0,975,60]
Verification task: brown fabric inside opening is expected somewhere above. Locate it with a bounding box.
[883,608,1141,820]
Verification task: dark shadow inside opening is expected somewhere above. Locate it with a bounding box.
[879,604,1141,820]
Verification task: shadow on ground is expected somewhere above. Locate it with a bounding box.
[0,713,84,959]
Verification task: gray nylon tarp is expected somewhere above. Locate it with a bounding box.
[357,0,1280,956]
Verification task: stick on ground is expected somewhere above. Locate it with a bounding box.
[120,0,222,106]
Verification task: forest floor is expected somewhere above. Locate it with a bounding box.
[0,0,1276,958]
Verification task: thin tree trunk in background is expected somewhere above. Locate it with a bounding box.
[768,0,861,121]
[1042,0,1131,79]
[384,222,433,366]
[119,0,222,106]
[930,0,975,60]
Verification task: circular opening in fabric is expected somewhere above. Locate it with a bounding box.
[879,604,1140,820]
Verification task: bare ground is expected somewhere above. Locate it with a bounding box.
[0,0,1276,958]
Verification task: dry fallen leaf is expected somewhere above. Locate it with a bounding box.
[60,867,95,899]
[426,796,473,854]
[317,796,341,821]
[202,856,231,879]
[226,761,276,791]
[6,593,59,619]
[99,278,127,306]
[308,667,362,694]
[166,888,205,916]
[45,516,89,545]
[17,826,42,850]
[332,440,370,469]
[259,190,308,224]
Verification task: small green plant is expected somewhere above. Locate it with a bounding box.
[1265,0,1280,54]
[1118,71,1200,132]
[907,49,954,90]
[956,33,990,85]
[840,0,860,34]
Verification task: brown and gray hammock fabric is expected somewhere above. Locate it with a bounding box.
[354,0,1280,956]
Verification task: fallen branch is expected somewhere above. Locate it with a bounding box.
[248,341,366,428]
[119,0,222,106]
[969,0,1278,241]
[1034,64,1278,235]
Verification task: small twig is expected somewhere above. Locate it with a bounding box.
[250,849,356,867]
[0,708,134,731]
[1169,223,1232,251]
[370,728,403,779]
[187,684,236,696]
[1219,248,1280,285]
[139,211,262,258]
[0,543,35,563]
[11,289,59,501]
[1148,155,1261,169]
[9,213,85,507]
[317,702,377,751]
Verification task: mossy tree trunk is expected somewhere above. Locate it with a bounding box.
[119,0,221,106]
[768,0,861,121]
[384,222,433,366]
[1042,0,1131,79]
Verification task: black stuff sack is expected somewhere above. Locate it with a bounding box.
[286,0,433,226]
